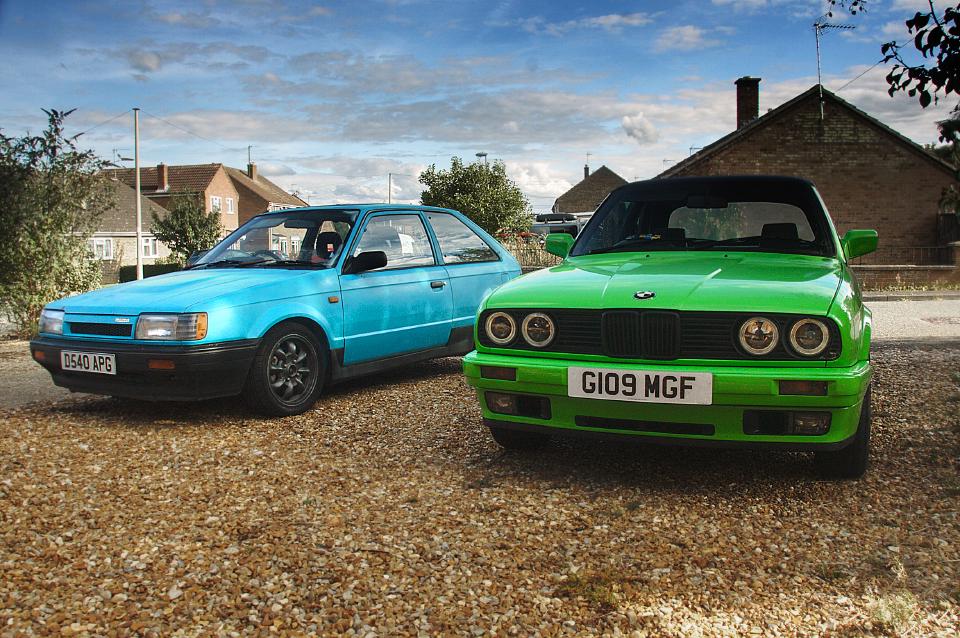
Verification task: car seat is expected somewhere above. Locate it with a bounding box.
[759,223,800,250]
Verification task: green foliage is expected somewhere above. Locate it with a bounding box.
[419,157,532,235]
[118,263,181,282]
[151,192,223,265]
[0,109,112,337]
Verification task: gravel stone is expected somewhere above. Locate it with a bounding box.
[0,346,957,636]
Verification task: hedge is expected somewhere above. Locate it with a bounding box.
[118,263,181,282]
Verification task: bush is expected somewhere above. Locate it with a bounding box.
[0,109,113,337]
[118,263,181,283]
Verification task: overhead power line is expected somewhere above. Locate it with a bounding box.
[835,59,884,93]
[140,109,234,152]
[75,108,132,137]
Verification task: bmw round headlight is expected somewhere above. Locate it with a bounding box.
[789,318,829,356]
[520,312,557,348]
[484,312,516,345]
[38,309,64,335]
[135,313,208,341]
[521,312,555,348]
[739,317,778,355]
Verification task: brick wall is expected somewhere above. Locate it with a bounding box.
[205,168,241,232]
[668,92,958,250]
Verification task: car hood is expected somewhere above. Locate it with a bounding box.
[54,268,330,315]
[488,252,843,315]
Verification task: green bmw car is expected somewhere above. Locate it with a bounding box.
[463,176,878,478]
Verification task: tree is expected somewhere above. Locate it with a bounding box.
[419,157,532,235]
[0,109,113,337]
[830,1,960,118]
[151,192,223,265]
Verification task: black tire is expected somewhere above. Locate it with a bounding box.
[244,322,326,416]
[815,385,871,479]
[488,425,550,451]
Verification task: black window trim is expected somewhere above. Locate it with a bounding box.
[341,210,440,274]
[425,211,502,266]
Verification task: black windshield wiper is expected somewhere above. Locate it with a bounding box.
[588,238,678,255]
[193,258,269,269]
[255,259,322,268]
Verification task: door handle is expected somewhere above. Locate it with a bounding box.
[430,280,446,289]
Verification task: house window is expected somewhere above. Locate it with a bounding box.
[87,238,113,260]
[142,237,158,258]
[291,237,301,256]
[226,197,235,214]
[211,196,222,214]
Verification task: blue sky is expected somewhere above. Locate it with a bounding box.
[0,0,950,211]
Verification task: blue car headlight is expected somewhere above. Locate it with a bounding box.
[39,309,64,335]
[135,313,208,340]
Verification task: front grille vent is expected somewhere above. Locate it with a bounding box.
[69,322,132,337]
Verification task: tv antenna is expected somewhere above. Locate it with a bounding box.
[814,18,856,119]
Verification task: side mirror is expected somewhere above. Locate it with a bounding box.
[841,230,878,260]
[186,250,208,266]
[545,233,575,258]
[344,250,387,274]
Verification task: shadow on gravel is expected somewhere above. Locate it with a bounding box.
[468,436,820,496]
[44,357,465,428]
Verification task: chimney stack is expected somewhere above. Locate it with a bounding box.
[247,162,258,180]
[735,76,761,129]
[156,163,169,191]
[584,164,589,180]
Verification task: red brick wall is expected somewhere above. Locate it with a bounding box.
[668,93,958,250]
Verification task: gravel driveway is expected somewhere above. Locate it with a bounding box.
[0,343,957,636]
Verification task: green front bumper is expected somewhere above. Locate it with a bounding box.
[463,351,872,449]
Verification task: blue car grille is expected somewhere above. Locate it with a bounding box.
[68,322,133,337]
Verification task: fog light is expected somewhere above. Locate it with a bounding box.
[779,380,828,396]
[33,350,46,362]
[792,412,831,435]
[485,392,517,415]
[148,359,176,370]
[480,366,516,381]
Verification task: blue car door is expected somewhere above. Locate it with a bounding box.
[339,212,452,365]
[423,211,511,337]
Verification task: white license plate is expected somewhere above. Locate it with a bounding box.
[61,351,117,375]
[568,366,712,405]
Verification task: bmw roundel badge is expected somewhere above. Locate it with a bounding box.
[634,291,656,300]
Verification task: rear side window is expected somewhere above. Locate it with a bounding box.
[428,213,498,264]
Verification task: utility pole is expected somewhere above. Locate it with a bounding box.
[133,108,143,281]
[388,173,393,203]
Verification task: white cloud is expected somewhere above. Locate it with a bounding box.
[258,162,296,177]
[654,25,721,52]
[880,20,910,38]
[622,113,659,144]
[519,12,652,36]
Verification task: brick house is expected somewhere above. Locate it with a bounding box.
[553,165,627,214]
[658,77,959,264]
[224,163,307,224]
[105,163,243,234]
[89,179,172,282]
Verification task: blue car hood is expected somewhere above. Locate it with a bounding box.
[56,268,332,315]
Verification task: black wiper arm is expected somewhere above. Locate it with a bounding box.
[193,258,269,269]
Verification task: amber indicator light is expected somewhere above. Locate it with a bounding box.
[148,359,176,370]
[480,366,517,381]
[778,380,827,396]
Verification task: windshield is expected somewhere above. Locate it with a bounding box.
[570,179,835,258]
[192,209,357,268]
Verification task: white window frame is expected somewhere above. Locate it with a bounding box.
[87,237,113,260]
[211,195,222,214]
[225,197,235,214]
[141,236,158,258]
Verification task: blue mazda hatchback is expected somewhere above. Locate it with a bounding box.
[31,205,520,415]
